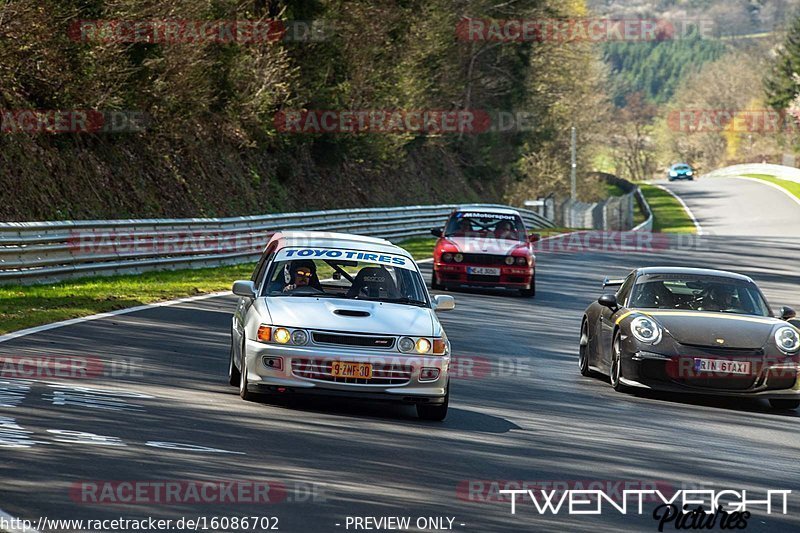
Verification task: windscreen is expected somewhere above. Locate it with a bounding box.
[262,248,428,307]
[629,275,771,316]
[444,211,526,241]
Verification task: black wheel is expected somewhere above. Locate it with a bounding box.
[610,331,630,393]
[769,399,800,410]
[579,320,593,377]
[417,385,449,421]
[431,270,442,290]
[519,272,536,298]
[228,335,241,386]
[239,341,257,401]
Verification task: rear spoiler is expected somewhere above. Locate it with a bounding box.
[602,277,625,289]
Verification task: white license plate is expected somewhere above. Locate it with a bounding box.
[693,358,751,375]
[467,267,501,276]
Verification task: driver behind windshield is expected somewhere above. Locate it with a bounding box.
[283,260,317,292]
[702,284,736,312]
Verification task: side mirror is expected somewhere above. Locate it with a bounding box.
[232,280,257,298]
[528,233,541,243]
[430,228,443,238]
[598,294,618,310]
[433,294,455,311]
[779,306,797,320]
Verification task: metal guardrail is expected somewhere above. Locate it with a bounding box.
[0,204,554,284]
[632,187,654,232]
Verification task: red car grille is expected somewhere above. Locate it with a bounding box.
[461,253,506,265]
[291,358,413,385]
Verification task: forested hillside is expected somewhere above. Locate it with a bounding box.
[0,0,606,221]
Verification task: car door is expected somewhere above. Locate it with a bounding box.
[233,243,276,346]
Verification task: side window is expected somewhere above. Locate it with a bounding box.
[616,274,636,306]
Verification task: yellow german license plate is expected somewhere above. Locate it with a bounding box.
[331,361,372,379]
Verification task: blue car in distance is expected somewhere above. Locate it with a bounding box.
[668,163,694,181]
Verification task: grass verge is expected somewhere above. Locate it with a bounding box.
[638,183,697,234]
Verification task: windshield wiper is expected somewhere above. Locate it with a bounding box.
[381,297,428,307]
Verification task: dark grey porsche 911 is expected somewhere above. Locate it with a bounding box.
[579,267,800,410]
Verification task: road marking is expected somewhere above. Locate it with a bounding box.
[724,175,800,208]
[656,184,704,235]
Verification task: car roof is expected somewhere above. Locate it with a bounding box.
[671,163,691,167]
[635,267,754,283]
[453,204,522,216]
[270,231,412,259]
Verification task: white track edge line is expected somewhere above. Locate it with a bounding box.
[655,184,704,236]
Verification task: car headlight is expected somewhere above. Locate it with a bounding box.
[515,256,528,266]
[454,253,464,263]
[631,316,662,344]
[415,338,432,354]
[669,171,678,177]
[398,336,415,353]
[291,329,309,345]
[442,253,453,263]
[686,171,693,176]
[504,256,514,265]
[273,327,291,344]
[775,327,800,354]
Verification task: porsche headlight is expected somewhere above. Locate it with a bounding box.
[631,316,662,344]
[775,327,800,354]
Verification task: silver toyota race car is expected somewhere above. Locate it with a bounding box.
[229,232,455,420]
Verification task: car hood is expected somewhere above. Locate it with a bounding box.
[445,236,526,255]
[264,297,435,336]
[639,310,780,349]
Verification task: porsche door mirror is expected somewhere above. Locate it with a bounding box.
[779,306,797,320]
[598,294,618,310]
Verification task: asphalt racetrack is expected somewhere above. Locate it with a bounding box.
[2,175,800,533]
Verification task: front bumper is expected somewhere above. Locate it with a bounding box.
[244,340,450,404]
[620,348,800,399]
[434,262,533,290]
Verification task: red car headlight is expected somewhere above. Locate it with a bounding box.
[442,253,453,263]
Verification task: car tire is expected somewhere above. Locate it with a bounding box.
[417,384,449,421]
[579,320,594,377]
[228,335,241,386]
[239,341,257,402]
[520,272,536,298]
[769,399,800,410]
[431,270,442,290]
[610,331,631,393]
